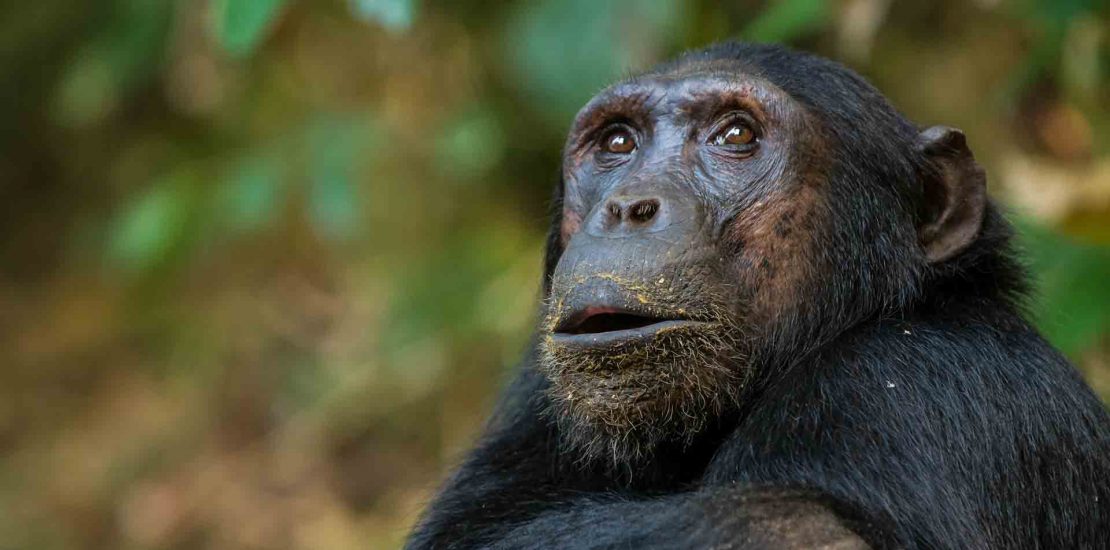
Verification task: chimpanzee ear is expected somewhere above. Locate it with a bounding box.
[916,126,987,264]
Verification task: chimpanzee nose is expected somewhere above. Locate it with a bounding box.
[582,189,696,239]
[604,196,663,229]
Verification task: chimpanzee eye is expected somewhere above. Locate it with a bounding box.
[712,122,756,147]
[600,127,636,154]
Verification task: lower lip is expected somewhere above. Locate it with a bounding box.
[550,319,708,348]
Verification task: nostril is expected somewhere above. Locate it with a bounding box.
[607,202,623,220]
[601,197,661,227]
[628,199,660,223]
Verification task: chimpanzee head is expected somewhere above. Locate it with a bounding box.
[538,43,988,465]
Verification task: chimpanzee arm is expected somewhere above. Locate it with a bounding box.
[487,488,881,549]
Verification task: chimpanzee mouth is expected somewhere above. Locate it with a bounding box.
[551,307,706,347]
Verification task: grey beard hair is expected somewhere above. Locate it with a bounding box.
[537,305,750,471]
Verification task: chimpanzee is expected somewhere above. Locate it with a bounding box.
[405,42,1110,549]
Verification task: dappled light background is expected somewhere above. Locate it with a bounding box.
[2,1,1108,548]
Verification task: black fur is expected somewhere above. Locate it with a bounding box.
[406,43,1110,549]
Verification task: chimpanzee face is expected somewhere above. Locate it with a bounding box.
[536,47,985,466]
[539,61,830,464]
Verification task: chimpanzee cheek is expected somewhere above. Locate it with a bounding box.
[561,209,583,246]
[724,188,821,323]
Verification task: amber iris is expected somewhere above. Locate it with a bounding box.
[602,129,635,154]
[715,123,755,146]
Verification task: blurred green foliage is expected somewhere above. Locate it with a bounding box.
[212,0,289,58]
[0,1,1108,549]
[744,0,830,43]
[504,0,688,124]
[1021,219,1110,354]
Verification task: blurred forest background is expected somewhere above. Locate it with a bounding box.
[1,0,1108,548]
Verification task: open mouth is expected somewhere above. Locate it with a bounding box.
[556,308,672,335]
[552,307,704,346]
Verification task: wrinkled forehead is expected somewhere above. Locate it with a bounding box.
[567,59,802,138]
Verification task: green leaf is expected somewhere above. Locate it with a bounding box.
[219,154,285,232]
[349,0,416,32]
[53,1,174,125]
[109,171,195,272]
[742,0,830,44]
[54,52,116,125]
[211,0,288,58]
[307,114,378,241]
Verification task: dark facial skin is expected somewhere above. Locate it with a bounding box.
[540,64,829,464]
